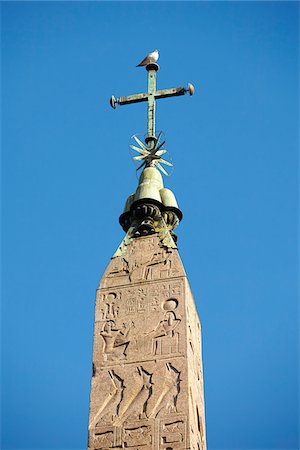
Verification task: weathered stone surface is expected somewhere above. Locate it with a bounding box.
[88,234,206,450]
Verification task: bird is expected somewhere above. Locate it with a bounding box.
[149,363,181,418]
[114,366,153,426]
[93,370,125,426]
[136,50,159,67]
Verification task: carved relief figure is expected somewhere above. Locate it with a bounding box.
[100,320,134,361]
[91,370,125,427]
[107,257,129,277]
[162,420,184,444]
[143,249,172,280]
[148,311,181,355]
[115,367,153,425]
[123,425,152,447]
[93,430,114,448]
[112,238,177,282]
[163,298,179,311]
[149,363,181,418]
[99,292,120,320]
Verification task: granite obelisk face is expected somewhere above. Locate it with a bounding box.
[87,232,206,450]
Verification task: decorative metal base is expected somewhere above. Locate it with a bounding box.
[119,198,182,241]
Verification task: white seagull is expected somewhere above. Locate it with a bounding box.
[136,49,159,67]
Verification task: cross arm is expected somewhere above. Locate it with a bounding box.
[109,83,194,109]
[110,92,148,109]
[155,83,195,100]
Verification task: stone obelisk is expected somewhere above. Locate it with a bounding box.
[87,60,206,450]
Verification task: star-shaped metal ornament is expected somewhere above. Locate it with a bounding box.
[130,132,173,176]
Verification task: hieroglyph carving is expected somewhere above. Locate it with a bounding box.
[97,282,181,319]
[162,420,185,444]
[100,320,134,361]
[99,311,182,362]
[123,425,152,447]
[149,363,181,418]
[105,237,182,285]
[92,370,125,426]
[94,280,183,364]
[123,282,181,316]
[93,429,114,448]
[97,292,120,320]
[148,311,181,356]
[89,370,125,428]
[115,366,153,426]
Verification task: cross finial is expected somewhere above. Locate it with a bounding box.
[110,62,195,150]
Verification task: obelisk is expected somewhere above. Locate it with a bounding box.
[87,58,206,450]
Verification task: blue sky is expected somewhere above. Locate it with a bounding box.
[1,2,299,449]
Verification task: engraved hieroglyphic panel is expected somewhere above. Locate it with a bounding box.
[102,235,185,288]
[122,419,154,449]
[93,279,186,368]
[95,291,121,321]
[89,358,187,448]
[89,369,125,429]
[96,281,182,318]
[115,366,153,425]
[147,362,181,418]
[93,428,114,448]
[159,415,187,449]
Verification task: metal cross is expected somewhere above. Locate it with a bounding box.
[110,63,194,144]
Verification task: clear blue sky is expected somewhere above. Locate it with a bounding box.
[1,2,299,449]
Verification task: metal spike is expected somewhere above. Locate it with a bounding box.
[133,155,146,161]
[130,145,148,154]
[156,149,167,156]
[155,131,162,147]
[150,146,158,155]
[159,158,173,167]
[133,135,147,150]
[155,162,169,176]
[156,140,166,151]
